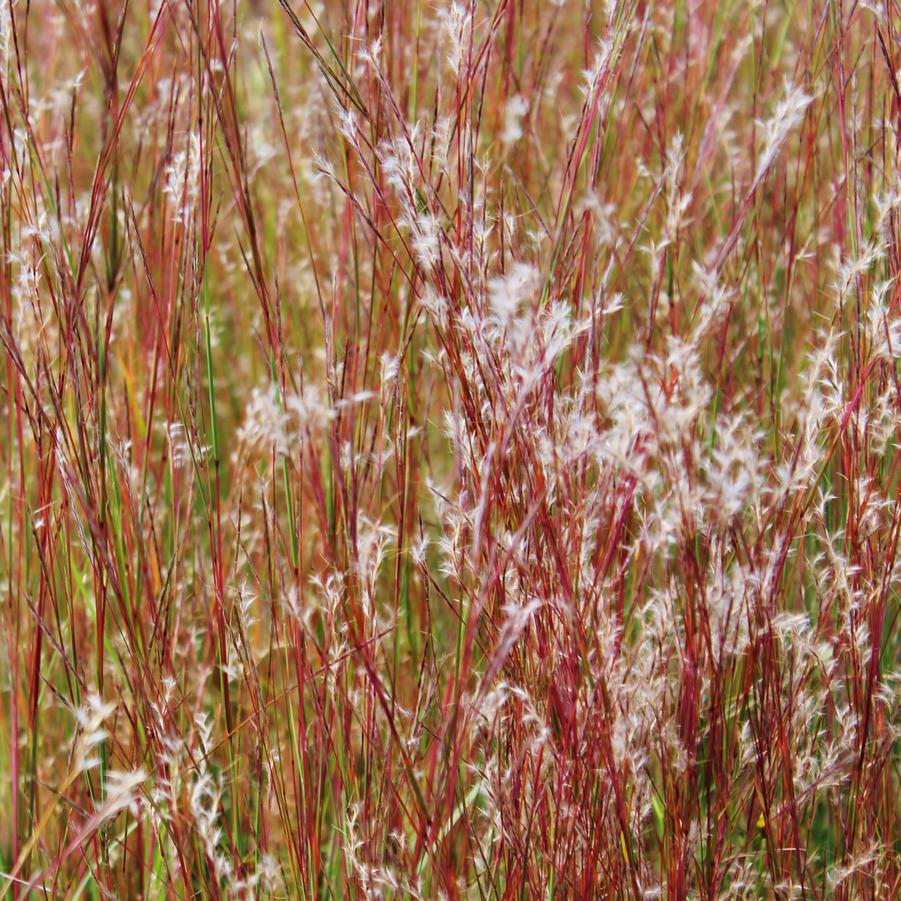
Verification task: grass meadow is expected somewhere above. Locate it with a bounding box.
[0,0,900,896]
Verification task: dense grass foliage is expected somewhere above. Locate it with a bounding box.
[0,0,900,896]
